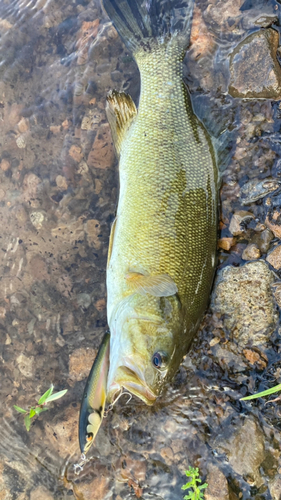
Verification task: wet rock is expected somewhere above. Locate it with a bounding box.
[55,175,68,190]
[252,229,274,254]
[216,418,265,488]
[211,343,247,372]
[229,29,281,99]
[0,159,10,171]
[16,354,34,378]
[69,347,97,383]
[228,211,254,236]
[211,261,278,346]
[242,243,260,261]
[266,245,281,270]
[87,123,115,170]
[243,348,268,369]
[44,406,78,456]
[73,474,110,500]
[68,145,83,163]
[205,464,229,500]
[30,486,54,500]
[269,475,281,500]
[266,209,281,239]
[240,177,281,205]
[85,219,102,249]
[218,237,235,251]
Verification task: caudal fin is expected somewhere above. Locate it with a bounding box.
[101,0,195,54]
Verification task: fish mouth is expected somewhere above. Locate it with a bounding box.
[107,357,157,406]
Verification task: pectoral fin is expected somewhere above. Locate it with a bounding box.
[107,218,117,269]
[106,90,137,156]
[126,272,178,297]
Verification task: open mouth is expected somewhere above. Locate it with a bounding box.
[107,358,157,405]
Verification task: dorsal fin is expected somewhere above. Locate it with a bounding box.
[106,90,137,156]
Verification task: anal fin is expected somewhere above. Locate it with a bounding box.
[106,90,137,156]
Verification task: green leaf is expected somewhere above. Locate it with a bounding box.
[14,405,27,414]
[199,483,208,490]
[182,481,193,490]
[38,385,54,405]
[44,389,68,404]
[24,415,31,431]
[240,383,281,401]
[29,408,36,418]
[34,407,49,415]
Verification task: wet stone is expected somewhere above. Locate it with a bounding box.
[252,228,274,254]
[266,245,281,270]
[269,475,281,500]
[240,177,281,205]
[211,261,278,346]
[228,211,254,236]
[69,347,97,383]
[242,243,260,261]
[215,418,265,488]
[205,464,229,500]
[266,208,281,239]
[229,29,281,99]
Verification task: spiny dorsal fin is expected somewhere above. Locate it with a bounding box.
[126,272,178,297]
[106,90,137,156]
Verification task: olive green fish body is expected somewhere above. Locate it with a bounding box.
[103,0,218,404]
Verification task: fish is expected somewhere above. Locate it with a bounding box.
[102,0,218,406]
[79,331,110,454]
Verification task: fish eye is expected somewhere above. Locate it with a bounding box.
[152,351,168,370]
[86,432,93,443]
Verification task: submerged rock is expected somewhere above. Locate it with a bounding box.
[240,177,281,205]
[229,29,281,99]
[205,464,229,500]
[215,418,265,488]
[266,245,281,270]
[211,261,278,346]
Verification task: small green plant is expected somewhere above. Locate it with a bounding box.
[241,383,281,402]
[14,385,68,431]
[182,467,208,500]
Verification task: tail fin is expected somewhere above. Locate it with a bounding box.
[101,0,195,54]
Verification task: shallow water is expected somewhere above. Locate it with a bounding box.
[1,0,281,499]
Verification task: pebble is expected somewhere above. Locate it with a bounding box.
[240,177,281,205]
[266,245,281,270]
[69,347,97,382]
[205,465,229,500]
[68,145,83,163]
[242,243,260,261]
[211,261,278,346]
[252,228,274,254]
[55,175,68,190]
[218,237,235,251]
[229,29,281,99]
[0,159,10,171]
[228,211,254,236]
[17,117,29,133]
[30,211,44,229]
[243,348,268,369]
[266,209,281,239]
[16,135,26,148]
[269,475,281,500]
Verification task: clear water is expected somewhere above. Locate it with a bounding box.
[0,0,281,499]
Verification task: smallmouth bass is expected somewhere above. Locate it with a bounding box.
[103,0,218,406]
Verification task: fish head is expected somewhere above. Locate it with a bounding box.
[107,294,183,405]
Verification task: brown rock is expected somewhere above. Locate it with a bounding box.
[243,349,268,369]
[56,175,68,190]
[69,145,83,163]
[242,243,261,261]
[252,228,274,254]
[190,5,215,60]
[44,406,78,456]
[87,123,115,169]
[205,465,229,500]
[269,475,281,500]
[229,211,254,236]
[266,209,281,238]
[50,125,61,134]
[28,255,49,281]
[17,117,29,133]
[16,354,35,378]
[73,475,109,500]
[218,237,235,251]
[85,219,101,249]
[30,486,54,500]
[229,29,281,99]
[0,159,10,171]
[69,347,97,382]
[267,245,281,270]
[95,298,106,311]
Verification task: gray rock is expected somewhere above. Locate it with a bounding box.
[211,261,278,346]
[229,29,281,99]
[215,418,265,488]
[269,475,281,500]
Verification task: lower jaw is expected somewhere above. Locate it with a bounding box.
[107,381,156,406]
